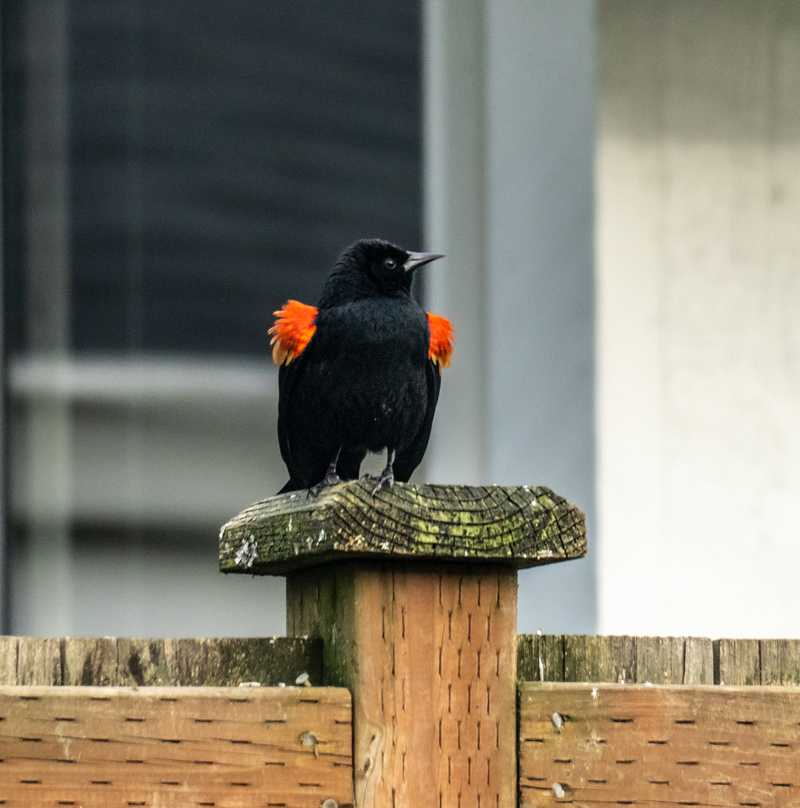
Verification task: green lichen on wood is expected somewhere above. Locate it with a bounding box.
[171,637,323,686]
[115,637,322,687]
[219,479,586,575]
[0,637,322,687]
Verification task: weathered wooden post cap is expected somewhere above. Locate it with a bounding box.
[219,480,586,574]
[219,480,586,808]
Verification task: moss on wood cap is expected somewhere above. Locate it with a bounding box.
[219,480,586,575]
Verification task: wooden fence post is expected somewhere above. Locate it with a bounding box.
[220,480,586,808]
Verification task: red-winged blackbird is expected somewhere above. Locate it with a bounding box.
[270,238,453,494]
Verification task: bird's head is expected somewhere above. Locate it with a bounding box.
[319,239,444,306]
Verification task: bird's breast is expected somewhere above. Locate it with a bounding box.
[311,301,429,451]
[317,299,429,363]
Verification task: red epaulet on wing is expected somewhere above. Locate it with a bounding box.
[427,312,454,368]
[269,300,318,366]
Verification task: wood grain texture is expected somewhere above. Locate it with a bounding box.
[715,639,800,687]
[16,638,61,686]
[0,639,18,685]
[564,635,635,684]
[716,639,763,686]
[683,637,716,685]
[220,480,586,574]
[518,635,566,684]
[759,641,800,687]
[0,637,321,687]
[0,685,352,807]
[518,635,715,685]
[63,637,119,686]
[288,563,518,808]
[520,683,800,807]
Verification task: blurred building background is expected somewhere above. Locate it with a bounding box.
[2,0,422,636]
[2,0,799,639]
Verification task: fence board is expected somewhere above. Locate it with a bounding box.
[63,637,119,686]
[760,640,800,687]
[16,638,61,685]
[0,636,322,687]
[0,685,353,807]
[518,635,715,684]
[715,638,762,686]
[684,636,715,685]
[519,682,800,806]
[0,639,17,685]
[563,635,635,684]
[518,635,565,683]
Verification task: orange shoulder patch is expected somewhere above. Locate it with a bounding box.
[269,300,318,366]
[427,312,454,368]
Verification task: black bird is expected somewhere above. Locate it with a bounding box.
[269,239,453,494]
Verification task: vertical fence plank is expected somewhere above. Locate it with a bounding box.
[17,637,61,684]
[0,636,18,684]
[520,635,717,684]
[62,637,120,685]
[0,637,323,688]
[683,636,714,684]
[540,634,565,681]
[715,638,761,685]
[564,635,636,683]
[517,634,538,680]
[116,638,179,686]
[517,634,565,681]
[173,637,322,686]
[759,639,800,685]
[635,636,685,683]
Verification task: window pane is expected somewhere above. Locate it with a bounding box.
[3,0,422,636]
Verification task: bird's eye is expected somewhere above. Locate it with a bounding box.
[384,258,397,270]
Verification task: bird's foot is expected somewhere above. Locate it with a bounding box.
[307,470,342,499]
[371,467,394,495]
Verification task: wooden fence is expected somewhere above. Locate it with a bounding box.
[4,634,798,688]
[518,634,800,686]
[0,685,352,808]
[1,634,799,807]
[2,480,797,806]
[519,683,800,807]
[0,636,321,687]
[0,637,339,807]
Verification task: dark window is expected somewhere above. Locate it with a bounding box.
[4,0,422,356]
[1,1,422,637]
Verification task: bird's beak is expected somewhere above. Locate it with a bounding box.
[404,251,445,272]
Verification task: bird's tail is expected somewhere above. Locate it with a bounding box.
[277,478,306,495]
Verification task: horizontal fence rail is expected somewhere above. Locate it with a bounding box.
[0,685,353,807]
[519,683,800,807]
[2,635,800,806]
[0,636,322,687]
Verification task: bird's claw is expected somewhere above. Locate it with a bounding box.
[307,471,342,499]
[371,469,394,495]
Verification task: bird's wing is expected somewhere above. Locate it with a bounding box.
[269,300,317,366]
[394,358,442,482]
[277,359,303,469]
[426,312,454,368]
[394,310,453,482]
[270,300,318,469]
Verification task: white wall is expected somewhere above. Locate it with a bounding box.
[598,0,800,637]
